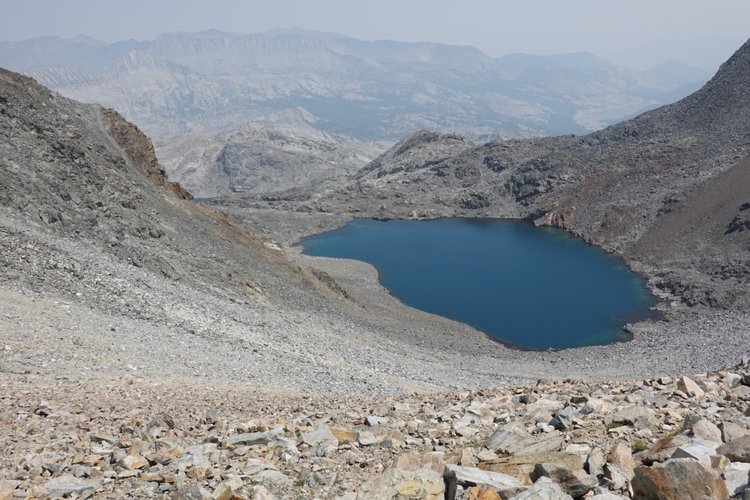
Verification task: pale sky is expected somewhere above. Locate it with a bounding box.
[2,0,749,70]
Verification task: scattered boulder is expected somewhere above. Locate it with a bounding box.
[529,463,598,498]
[44,476,98,498]
[301,425,339,448]
[358,455,445,500]
[632,458,729,500]
[586,447,606,477]
[677,376,705,399]
[480,452,582,484]
[445,465,526,499]
[717,435,750,463]
[484,425,563,455]
[509,476,572,500]
[720,421,749,443]
[723,462,750,497]
[683,416,722,443]
[670,438,719,464]
[607,441,635,479]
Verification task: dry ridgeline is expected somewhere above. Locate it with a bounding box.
[0,36,749,500]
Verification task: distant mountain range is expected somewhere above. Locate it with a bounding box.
[0,29,711,140]
[0,29,712,196]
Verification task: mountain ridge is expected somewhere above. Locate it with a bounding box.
[233,37,750,313]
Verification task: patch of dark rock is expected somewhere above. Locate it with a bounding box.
[725,214,750,234]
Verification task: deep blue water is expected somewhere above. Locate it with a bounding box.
[300,218,655,350]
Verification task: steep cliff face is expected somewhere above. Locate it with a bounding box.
[99,107,191,200]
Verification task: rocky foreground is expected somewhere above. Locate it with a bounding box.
[1,362,749,499]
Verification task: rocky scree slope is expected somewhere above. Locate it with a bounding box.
[2,363,750,498]
[3,67,509,397]
[267,38,750,312]
[5,67,668,398]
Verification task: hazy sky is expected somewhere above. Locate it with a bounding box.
[3,0,749,70]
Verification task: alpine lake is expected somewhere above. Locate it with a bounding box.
[300,218,656,350]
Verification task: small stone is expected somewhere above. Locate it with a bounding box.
[331,427,359,444]
[468,486,501,500]
[454,423,478,437]
[358,466,444,499]
[121,454,149,470]
[255,469,291,487]
[212,483,234,500]
[461,448,476,467]
[710,455,731,471]
[366,415,390,426]
[251,485,274,500]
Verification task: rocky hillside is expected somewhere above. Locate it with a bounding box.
[0,30,712,199]
[1,52,750,499]
[261,38,750,313]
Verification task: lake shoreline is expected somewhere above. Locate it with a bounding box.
[299,217,657,351]
[219,206,750,388]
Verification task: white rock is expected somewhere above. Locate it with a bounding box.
[510,476,572,499]
[724,462,750,496]
[671,437,719,464]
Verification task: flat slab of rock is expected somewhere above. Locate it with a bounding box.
[485,424,563,455]
[480,452,582,483]
[445,464,526,499]
[226,427,283,447]
[301,425,339,447]
[632,458,729,500]
[44,476,98,497]
[671,437,719,464]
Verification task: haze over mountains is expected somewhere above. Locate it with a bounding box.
[0,29,711,197]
